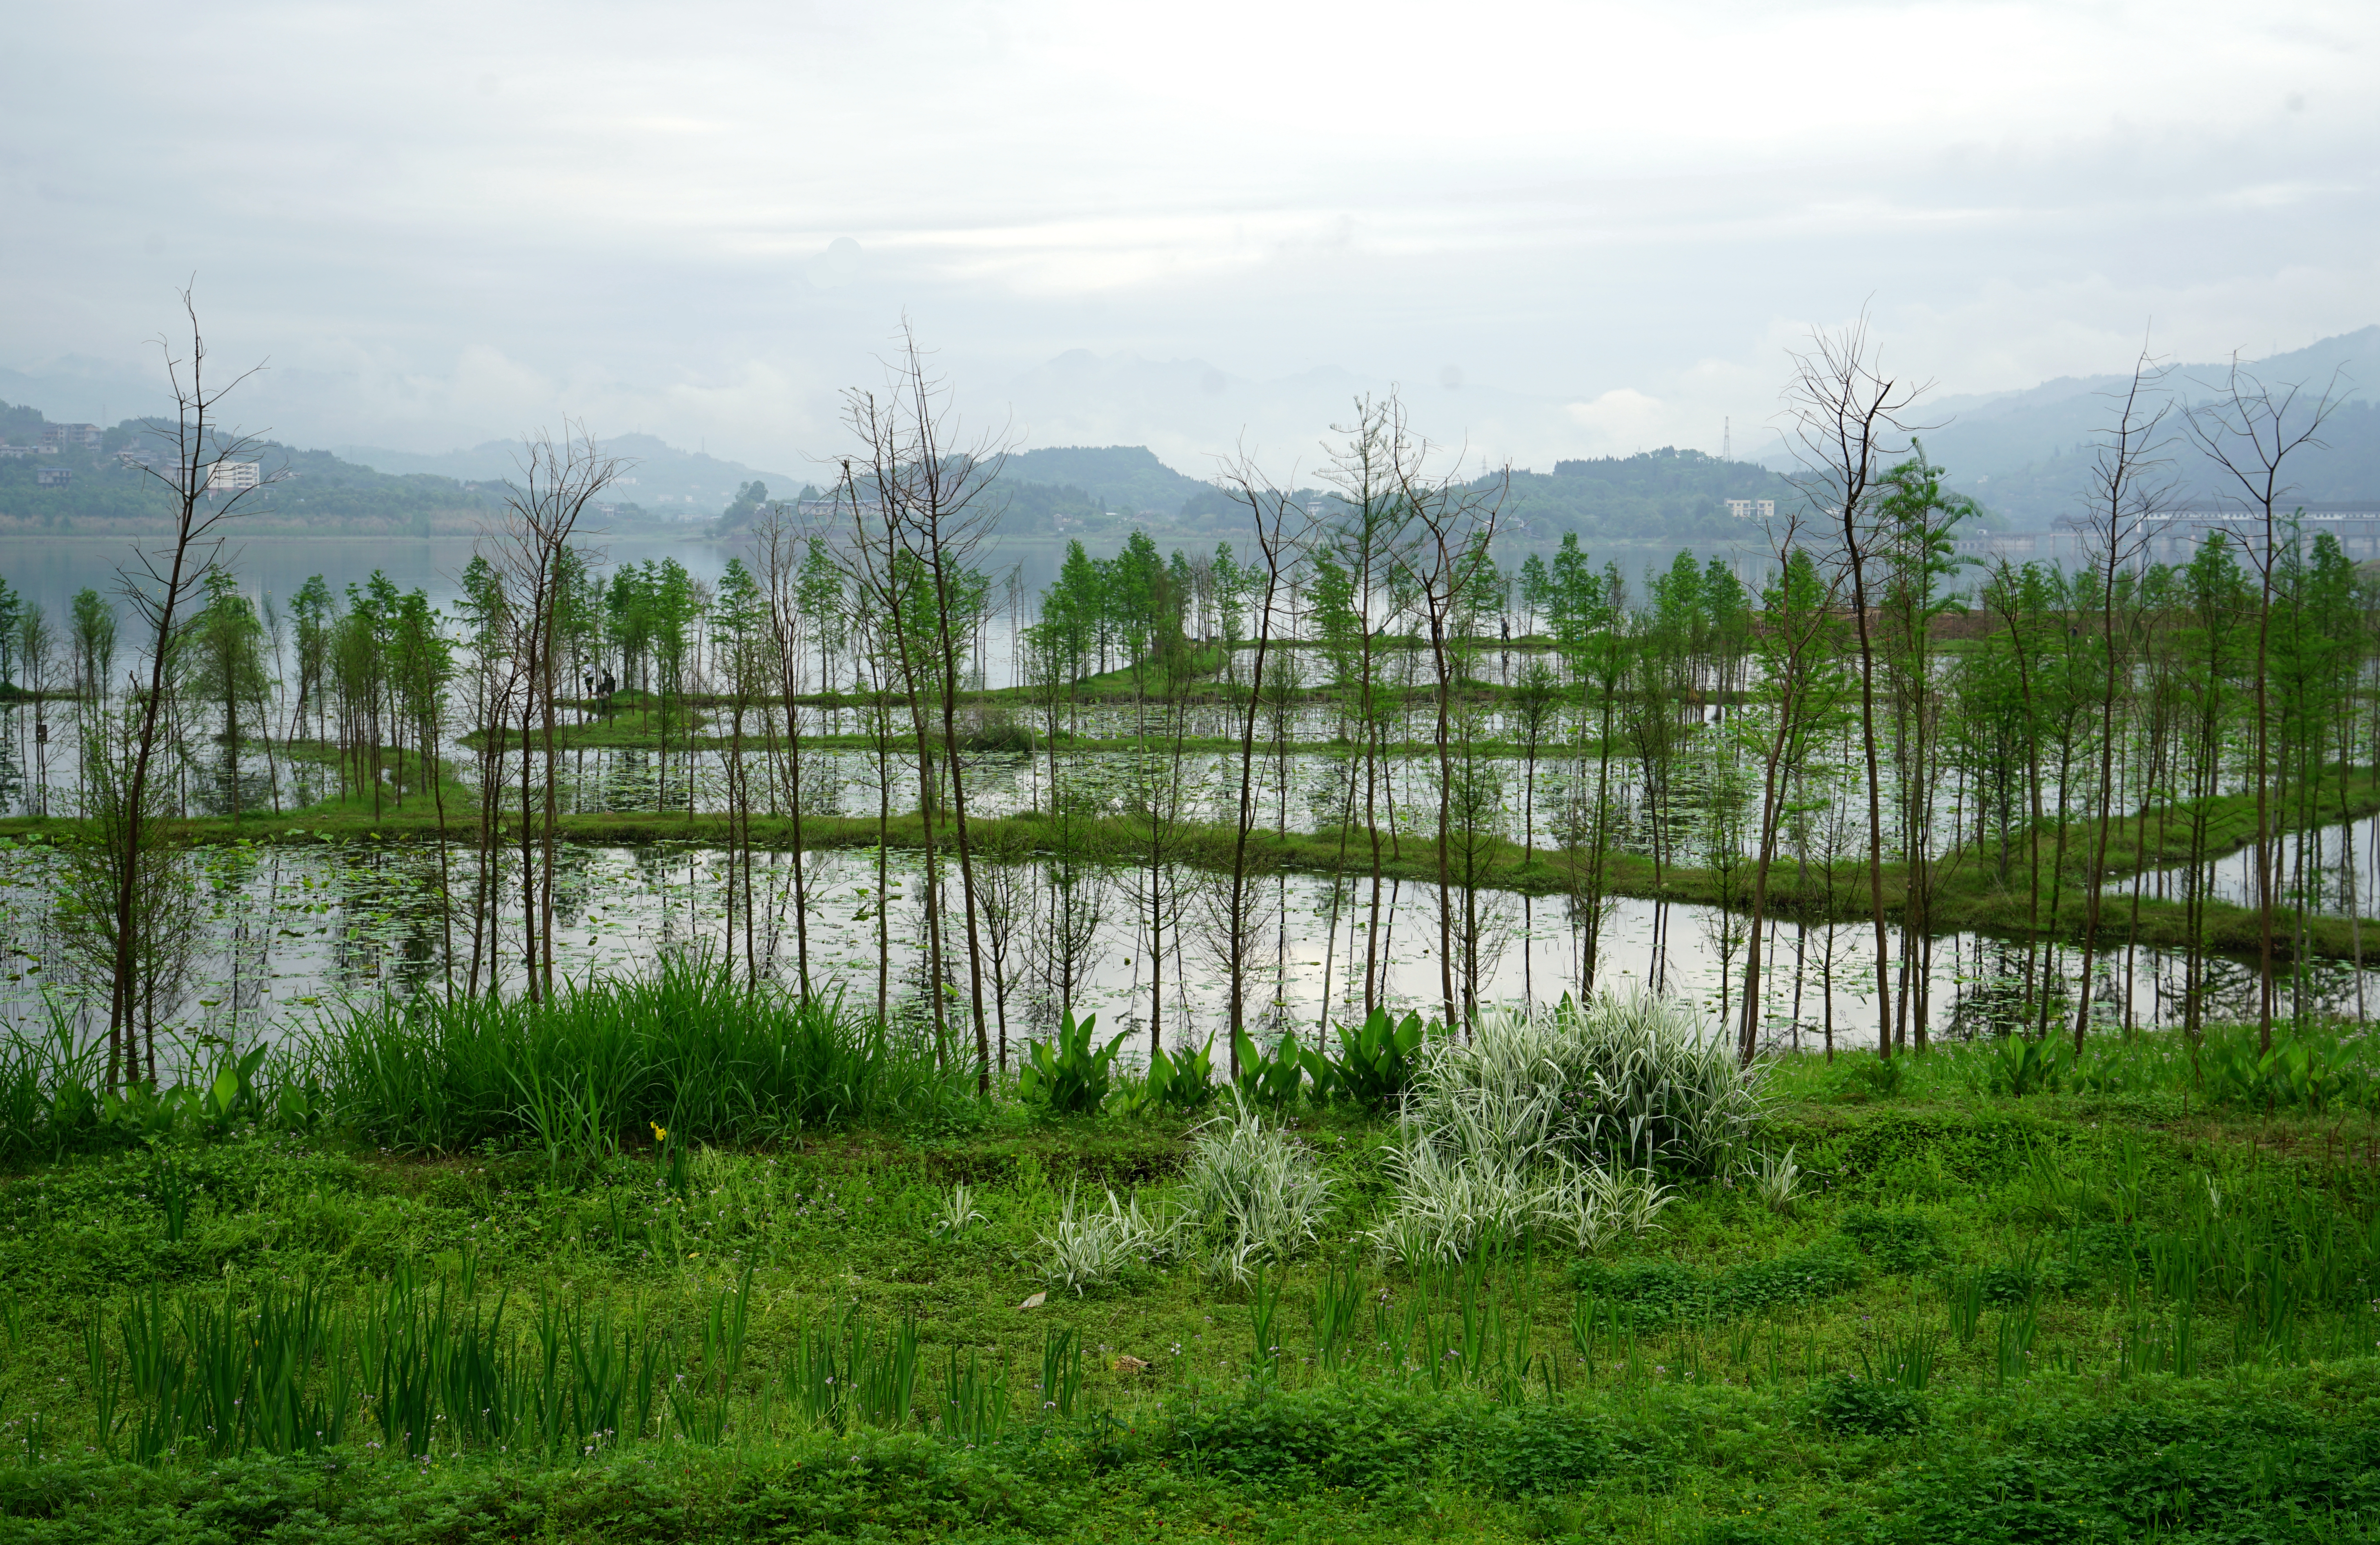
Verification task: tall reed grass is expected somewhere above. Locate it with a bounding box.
[314,959,972,1156]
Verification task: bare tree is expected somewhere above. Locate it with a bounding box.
[757,507,819,996]
[842,329,1010,1085]
[1390,399,1508,1030]
[481,425,623,1001]
[1315,399,1421,1015]
[1035,858,1108,1032]
[1783,314,1935,1061]
[976,854,1035,1071]
[102,291,274,1085]
[1211,448,1308,1064]
[2184,359,2342,1049]
[2067,347,2176,1051]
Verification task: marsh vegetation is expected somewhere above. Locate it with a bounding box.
[0,315,2374,1541]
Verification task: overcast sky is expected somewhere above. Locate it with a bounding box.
[2,0,2373,476]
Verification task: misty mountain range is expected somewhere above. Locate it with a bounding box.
[1908,325,2380,524]
[6,327,2378,536]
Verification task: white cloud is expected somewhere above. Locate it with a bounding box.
[0,0,2372,466]
[1563,390,1681,456]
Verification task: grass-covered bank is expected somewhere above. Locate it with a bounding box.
[0,975,2376,1540]
[7,1373,2380,1541]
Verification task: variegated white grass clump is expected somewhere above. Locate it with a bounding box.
[1374,994,1752,1264]
[1038,1183,1168,1295]
[1531,1153,1676,1253]
[1176,1099,1333,1280]
[1370,1142,1539,1266]
[929,1180,986,1240]
[1748,1145,1801,1216]
[1411,994,1763,1175]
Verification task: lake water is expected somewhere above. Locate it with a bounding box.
[3,533,2371,1071]
[0,837,2365,1077]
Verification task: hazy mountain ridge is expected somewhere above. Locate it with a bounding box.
[0,404,689,535]
[1917,325,2380,526]
[339,433,802,516]
[18,326,2377,542]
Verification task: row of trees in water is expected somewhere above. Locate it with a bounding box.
[26,312,2372,1092]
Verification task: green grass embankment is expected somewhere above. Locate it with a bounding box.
[0,992,2374,1543]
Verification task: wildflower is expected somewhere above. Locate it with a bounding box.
[652,1121,668,1142]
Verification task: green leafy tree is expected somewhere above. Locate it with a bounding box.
[178,566,268,822]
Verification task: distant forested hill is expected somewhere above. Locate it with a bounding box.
[0,403,668,535]
[998,446,1212,514]
[1948,395,2380,526]
[975,445,1798,544]
[1495,449,1801,542]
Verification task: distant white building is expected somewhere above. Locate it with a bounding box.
[40,424,101,450]
[797,497,886,521]
[207,460,261,493]
[1726,499,1775,521]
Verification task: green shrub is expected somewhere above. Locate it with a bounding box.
[1835,1054,1907,1102]
[1721,1244,1865,1313]
[1121,1038,1218,1116]
[1175,1104,1332,1278]
[1569,1241,1861,1323]
[1408,995,1761,1177]
[1810,1372,1928,1435]
[1838,1208,1939,1272]
[1019,1010,1130,1116]
[1229,1028,1305,1111]
[1310,1008,1429,1112]
[1175,1383,1630,1499]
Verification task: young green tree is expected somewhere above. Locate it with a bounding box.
[69,587,115,705]
[2173,532,2251,1035]
[712,556,769,980]
[1393,398,1508,1030]
[1737,539,1849,1062]
[16,603,55,816]
[390,586,456,982]
[178,566,267,823]
[1873,439,1978,1050]
[843,337,1009,1085]
[1511,658,1558,865]
[0,576,21,688]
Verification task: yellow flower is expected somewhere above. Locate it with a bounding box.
[651,1121,668,1142]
